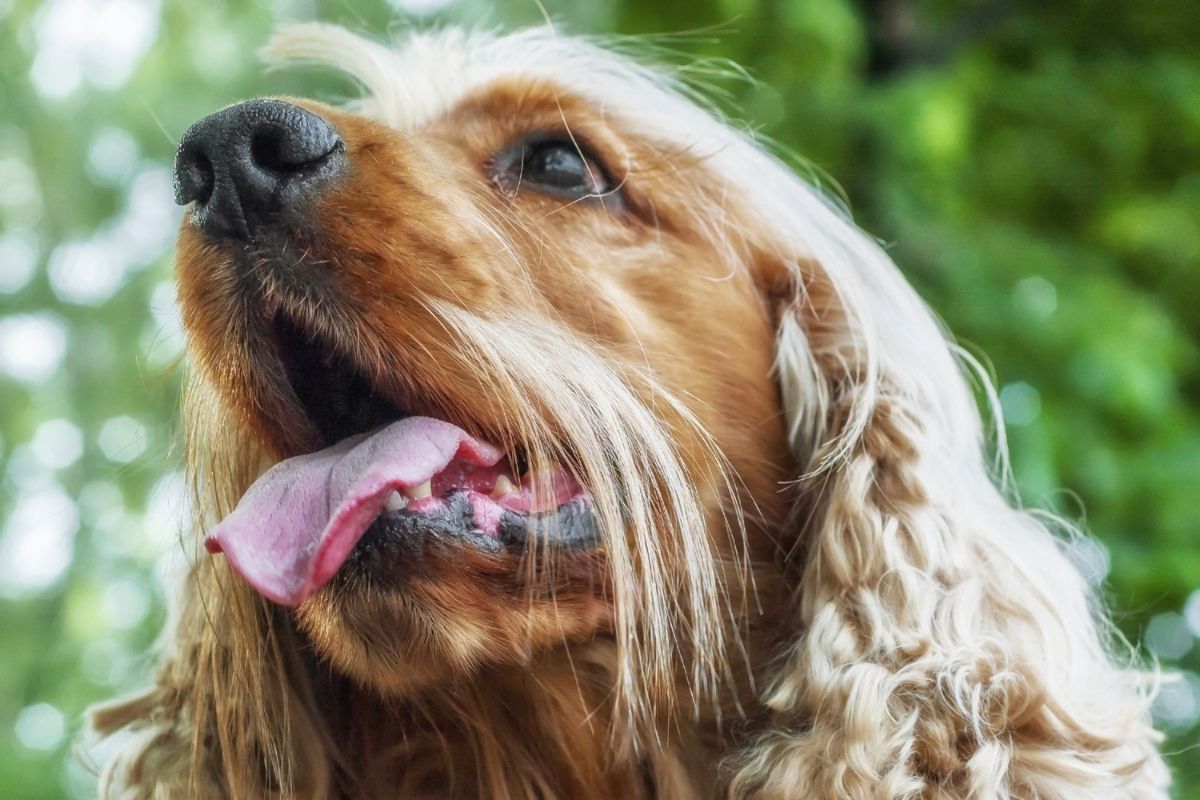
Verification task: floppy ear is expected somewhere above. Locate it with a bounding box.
[727,204,1169,797]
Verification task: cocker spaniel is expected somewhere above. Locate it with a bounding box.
[90,23,1169,799]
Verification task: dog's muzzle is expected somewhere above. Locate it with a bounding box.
[172,99,346,241]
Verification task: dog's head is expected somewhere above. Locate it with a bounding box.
[91,23,1168,799]
[173,26,810,703]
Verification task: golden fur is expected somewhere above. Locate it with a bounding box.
[88,24,1168,799]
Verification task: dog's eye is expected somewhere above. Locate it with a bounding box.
[490,136,614,202]
[522,141,606,194]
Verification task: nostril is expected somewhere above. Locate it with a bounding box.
[251,131,294,172]
[250,121,341,174]
[174,150,215,206]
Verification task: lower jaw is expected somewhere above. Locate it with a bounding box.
[295,557,617,700]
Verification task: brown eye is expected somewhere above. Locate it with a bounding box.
[491,135,614,202]
[523,141,605,194]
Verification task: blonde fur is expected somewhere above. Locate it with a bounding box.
[88,23,1168,799]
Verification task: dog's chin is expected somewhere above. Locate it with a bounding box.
[293,542,613,696]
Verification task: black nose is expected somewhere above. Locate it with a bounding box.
[173,99,345,240]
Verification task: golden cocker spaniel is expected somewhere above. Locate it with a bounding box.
[90,24,1168,799]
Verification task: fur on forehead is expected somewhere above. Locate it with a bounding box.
[264,23,979,471]
[263,24,713,136]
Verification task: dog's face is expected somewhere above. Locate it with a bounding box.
[174,61,792,694]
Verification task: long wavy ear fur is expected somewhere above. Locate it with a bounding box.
[725,196,1169,797]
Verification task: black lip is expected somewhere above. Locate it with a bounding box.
[339,492,598,584]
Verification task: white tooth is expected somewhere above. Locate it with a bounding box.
[384,491,407,512]
[491,475,515,498]
[404,481,432,501]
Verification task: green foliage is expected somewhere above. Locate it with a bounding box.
[0,0,1196,795]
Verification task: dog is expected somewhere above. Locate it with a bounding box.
[89,23,1169,799]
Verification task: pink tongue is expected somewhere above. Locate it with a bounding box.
[205,417,502,606]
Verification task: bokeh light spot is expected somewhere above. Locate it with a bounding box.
[98,416,147,463]
[0,483,80,596]
[0,156,43,219]
[48,238,131,305]
[1152,671,1200,732]
[101,577,150,630]
[119,165,178,265]
[1185,589,1200,638]
[5,445,55,492]
[31,418,84,469]
[82,636,133,687]
[999,381,1041,426]
[87,127,140,186]
[0,232,39,294]
[1145,612,1195,661]
[1013,276,1058,320]
[14,703,66,751]
[78,481,125,527]
[0,313,68,384]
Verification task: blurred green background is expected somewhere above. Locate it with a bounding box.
[1,0,1197,796]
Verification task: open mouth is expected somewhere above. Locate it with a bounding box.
[204,316,596,606]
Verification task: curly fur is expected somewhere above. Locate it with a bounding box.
[86,23,1168,799]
